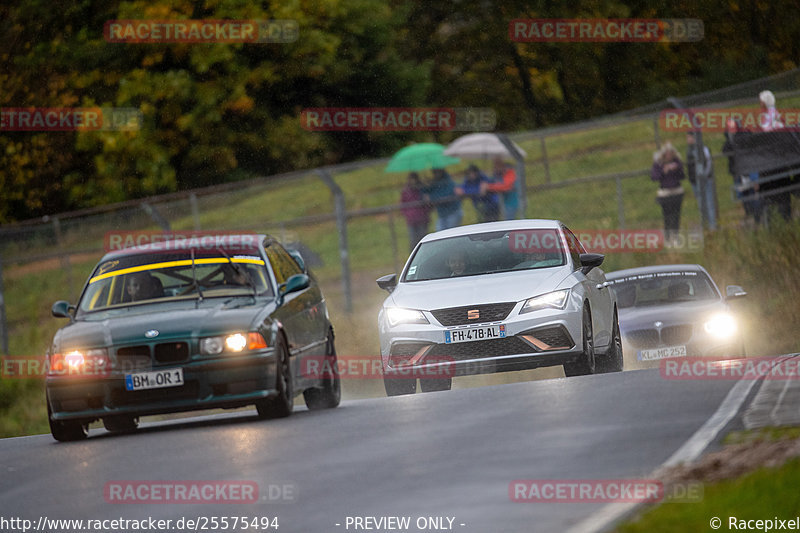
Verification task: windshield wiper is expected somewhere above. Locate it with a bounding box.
[218,247,257,299]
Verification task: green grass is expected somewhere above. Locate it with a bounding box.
[725,426,800,446]
[3,110,800,437]
[615,457,800,533]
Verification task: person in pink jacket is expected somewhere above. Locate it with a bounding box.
[400,172,431,251]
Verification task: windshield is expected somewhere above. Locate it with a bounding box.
[403,229,565,282]
[607,270,719,308]
[78,251,272,313]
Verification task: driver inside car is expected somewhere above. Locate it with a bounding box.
[446,250,469,277]
[125,272,162,301]
[221,263,252,286]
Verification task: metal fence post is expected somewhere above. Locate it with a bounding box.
[316,168,353,313]
[540,135,551,184]
[616,175,626,229]
[653,116,661,149]
[140,202,172,231]
[0,253,8,354]
[190,193,201,230]
[388,210,400,276]
[52,216,75,302]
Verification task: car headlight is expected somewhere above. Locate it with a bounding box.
[385,308,429,327]
[704,313,738,339]
[49,348,109,376]
[200,332,268,355]
[520,289,570,314]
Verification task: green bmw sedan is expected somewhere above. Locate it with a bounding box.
[46,234,340,441]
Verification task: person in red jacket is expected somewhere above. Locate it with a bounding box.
[400,172,431,251]
[486,157,519,220]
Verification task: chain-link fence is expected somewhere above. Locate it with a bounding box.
[2,68,800,352]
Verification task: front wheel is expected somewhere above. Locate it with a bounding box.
[596,311,623,373]
[48,399,88,442]
[103,415,139,433]
[256,336,294,419]
[384,376,416,396]
[564,306,596,377]
[419,378,452,392]
[303,330,341,410]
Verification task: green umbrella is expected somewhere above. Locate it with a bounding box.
[384,143,460,173]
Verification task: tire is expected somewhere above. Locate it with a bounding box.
[48,399,88,442]
[384,376,416,396]
[564,305,596,377]
[419,378,452,392]
[303,329,341,410]
[103,415,140,433]
[596,311,623,373]
[256,335,294,419]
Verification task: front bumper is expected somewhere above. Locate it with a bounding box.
[46,350,277,421]
[622,329,745,362]
[380,302,584,378]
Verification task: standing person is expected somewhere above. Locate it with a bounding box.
[651,142,686,245]
[423,167,463,231]
[486,157,519,220]
[757,90,792,223]
[722,118,762,226]
[455,164,500,223]
[759,90,784,132]
[400,172,431,251]
[686,131,717,230]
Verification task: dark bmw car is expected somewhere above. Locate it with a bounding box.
[46,234,340,441]
[605,264,747,367]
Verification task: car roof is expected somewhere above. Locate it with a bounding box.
[100,233,269,261]
[420,219,564,242]
[605,263,710,279]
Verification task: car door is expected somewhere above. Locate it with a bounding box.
[562,226,613,350]
[266,243,327,364]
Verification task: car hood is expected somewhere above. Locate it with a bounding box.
[617,299,727,331]
[53,298,271,350]
[388,268,570,310]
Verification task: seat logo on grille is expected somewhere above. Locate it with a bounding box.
[467,309,480,320]
[145,329,159,338]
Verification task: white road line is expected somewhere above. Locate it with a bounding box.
[769,378,792,426]
[566,376,760,533]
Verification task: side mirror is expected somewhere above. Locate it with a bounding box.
[376,273,397,293]
[51,300,74,319]
[726,285,747,299]
[288,249,307,273]
[579,253,605,274]
[277,273,310,305]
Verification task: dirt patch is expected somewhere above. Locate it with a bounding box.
[5,252,98,280]
[654,433,800,487]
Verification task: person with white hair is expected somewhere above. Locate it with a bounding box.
[759,90,784,132]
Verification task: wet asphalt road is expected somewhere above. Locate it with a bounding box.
[0,369,737,533]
